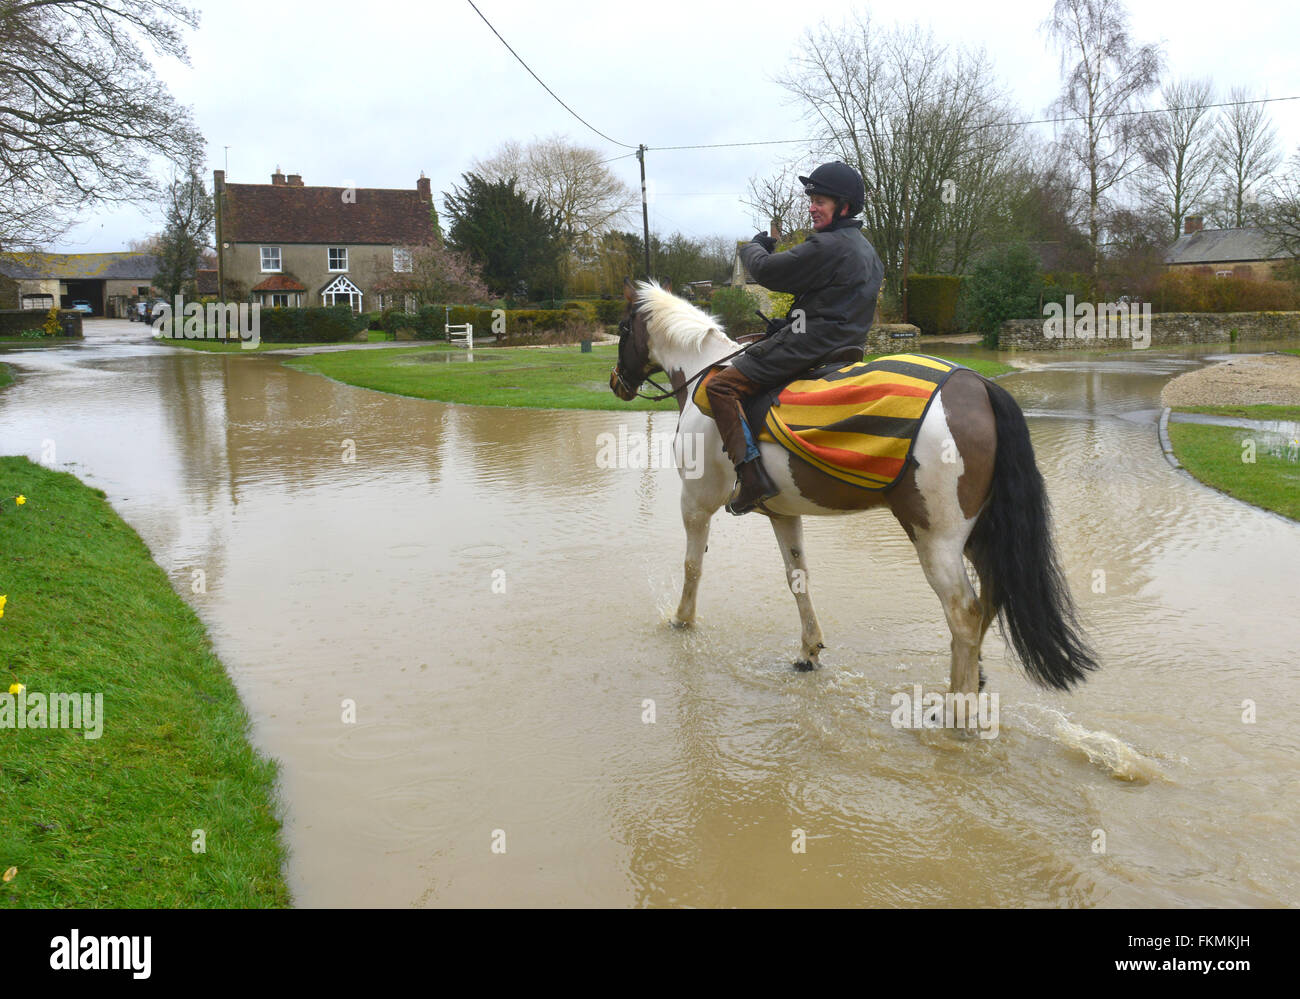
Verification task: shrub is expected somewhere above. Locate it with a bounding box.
[256,305,367,342]
[766,291,795,318]
[967,243,1044,347]
[905,275,962,334]
[592,298,624,324]
[709,285,763,337]
[1150,271,1297,312]
[43,306,60,338]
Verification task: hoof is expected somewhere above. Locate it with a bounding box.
[792,659,817,673]
[669,617,692,630]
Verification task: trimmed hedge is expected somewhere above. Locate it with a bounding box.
[0,308,82,338]
[906,275,962,334]
[1149,271,1298,313]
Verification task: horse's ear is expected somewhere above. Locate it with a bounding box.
[622,277,636,303]
[661,277,672,293]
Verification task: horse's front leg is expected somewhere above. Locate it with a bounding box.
[671,498,712,628]
[768,514,825,671]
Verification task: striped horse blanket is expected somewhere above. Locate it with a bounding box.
[695,353,964,491]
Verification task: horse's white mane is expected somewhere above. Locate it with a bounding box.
[635,281,734,355]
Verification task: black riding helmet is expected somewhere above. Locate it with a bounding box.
[798,162,865,217]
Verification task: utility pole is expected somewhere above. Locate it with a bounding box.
[637,144,651,281]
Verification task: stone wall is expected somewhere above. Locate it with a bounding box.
[998,311,1300,350]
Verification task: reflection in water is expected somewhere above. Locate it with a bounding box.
[1,332,1297,907]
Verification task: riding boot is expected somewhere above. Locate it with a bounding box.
[727,454,779,516]
[705,367,779,515]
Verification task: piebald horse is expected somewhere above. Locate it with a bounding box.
[610,279,1097,703]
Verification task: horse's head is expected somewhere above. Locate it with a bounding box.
[609,277,667,401]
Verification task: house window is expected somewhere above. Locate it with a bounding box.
[1215,270,1232,278]
[261,247,281,272]
[270,293,290,307]
[393,248,413,273]
[137,286,150,296]
[328,247,348,272]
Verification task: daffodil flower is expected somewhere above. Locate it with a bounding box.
[7,683,22,695]
[14,496,24,506]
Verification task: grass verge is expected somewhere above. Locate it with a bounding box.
[0,457,290,907]
[151,336,351,353]
[1173,403,1300,422]
[287,342,1015,411]
[0,363,10,391]
[1167,422,1300,521]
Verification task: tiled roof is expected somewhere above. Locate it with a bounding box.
[250,275,307,292]
[1165,227,1294,265]
[0,252,159,279]
[222,182,435,245]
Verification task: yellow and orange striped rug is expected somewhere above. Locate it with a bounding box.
[695,353,963,490]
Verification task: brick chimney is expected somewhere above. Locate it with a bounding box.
[417,172,431,202]
[769,218,782,241]
[1184,215,1203,235]
[286,173,303,187]
[271,168,286,186]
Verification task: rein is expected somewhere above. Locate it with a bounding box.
[615,321,764,403]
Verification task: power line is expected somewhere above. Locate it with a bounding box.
[646,94,1300,153]
[463,0,637,151]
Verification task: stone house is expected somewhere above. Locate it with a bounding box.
[0,252,158,316]
[1164,215,1295,279]
[214,169,436,311]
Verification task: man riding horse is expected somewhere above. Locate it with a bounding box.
[707,161,885,515]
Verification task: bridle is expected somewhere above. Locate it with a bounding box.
[612,307,760,403]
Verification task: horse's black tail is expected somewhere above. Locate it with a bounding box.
[965,377,1099,690]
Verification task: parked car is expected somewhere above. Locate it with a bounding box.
[71,300,93,314]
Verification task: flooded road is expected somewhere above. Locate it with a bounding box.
[2,323,1297,907]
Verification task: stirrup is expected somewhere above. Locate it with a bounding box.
[726,459,779,516]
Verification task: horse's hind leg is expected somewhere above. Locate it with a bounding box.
[768,514,825,671]
[913,525,985,704]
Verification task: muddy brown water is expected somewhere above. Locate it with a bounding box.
[2,323,1297,907]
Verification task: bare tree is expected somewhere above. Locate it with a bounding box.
[1041,0,1164,282]
[472,135,636,244]
[1136,77,1218,242]
[1205,86,1283,228]
[741,163,807,237]
[0,0,205,250]
[1256,146,1300,265]
[778,12,1026,311]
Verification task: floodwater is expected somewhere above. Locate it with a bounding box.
[1,322,1297,907]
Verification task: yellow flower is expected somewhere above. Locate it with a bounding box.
[7,683,21,695]
[0,594,6,617]
[14,496,24,506]
[2,867,15,884]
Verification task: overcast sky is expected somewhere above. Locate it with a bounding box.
[54,0,1300,253]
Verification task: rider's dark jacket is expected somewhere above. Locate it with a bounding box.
[732,217,884,385]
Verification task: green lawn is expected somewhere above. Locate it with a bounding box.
[0,363,10,391]
[1167,422,1300,521]
[0,456,290,907]
[287,342,1015,411]
[151,336,355,353]
[1173,403,1300,423]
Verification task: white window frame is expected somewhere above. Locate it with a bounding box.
[393,247,413,273]
[328,247,349,272]
[260,246,281,273]
[270,293,290,307]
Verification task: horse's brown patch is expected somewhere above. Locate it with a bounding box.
[787,452,891,512]
[940,371,997,520]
